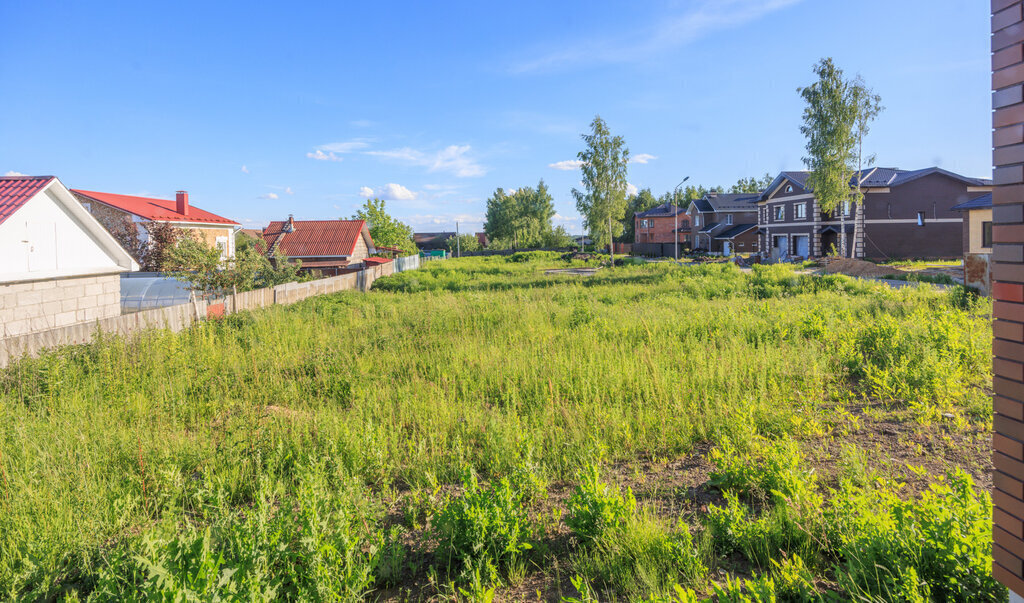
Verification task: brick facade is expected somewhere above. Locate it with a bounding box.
[992,0,1024,598]
[0,273,121,338]
[635,214,690,246]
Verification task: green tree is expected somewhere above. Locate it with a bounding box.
[729,174,774,194]
[572,115,630,264]
[351,198,417,255]
[444,233,481,255]
[798,58,878,257]
[483,180,557,248]
[166,237,307,294]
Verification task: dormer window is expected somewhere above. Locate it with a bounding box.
[785,185,794,193]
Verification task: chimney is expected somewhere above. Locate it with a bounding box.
[176,191,190,216]
[284,214,295,232]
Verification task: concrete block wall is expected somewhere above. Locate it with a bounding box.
[0,257,404,367]
[0,273,121,338]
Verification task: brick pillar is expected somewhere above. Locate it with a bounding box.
[853,201,865,259]
[812,203,822,257]
[993,1,1024,598]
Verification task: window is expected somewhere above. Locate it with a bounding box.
[917,211,925,226]
[725,214,733,225]
[843,201,851,216]
[774,205,784,221]
[785,185,793,193]
[738,242,745,248]
[983,221,993,248]
[795,203,806,219]
[216,236,229,260]
[695,214,701,227]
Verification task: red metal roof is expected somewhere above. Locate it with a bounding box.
[263,219,370,257]
[71,189,239,225]
[0,176,55,226]
[363,257,392,266]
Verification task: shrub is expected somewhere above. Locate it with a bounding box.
[709,437,817,505]
[431,468,535,585]
[829,470,1003,602]
[566,465,637,542]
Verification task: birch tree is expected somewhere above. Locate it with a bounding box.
[798,58,858,257]
[572,115,629,265]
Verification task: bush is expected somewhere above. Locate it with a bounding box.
[431,468,536,585]
[829,470,1003,602]
[709,437,816,505]
[566,465,637,542]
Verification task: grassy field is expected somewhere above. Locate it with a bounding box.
[0,253,1000,601]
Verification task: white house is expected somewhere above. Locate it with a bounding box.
[0,175,138,337]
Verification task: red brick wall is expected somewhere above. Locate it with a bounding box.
[993,0,1024,596]
[635,215,690,244]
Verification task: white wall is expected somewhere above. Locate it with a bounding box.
[0,189,127,282]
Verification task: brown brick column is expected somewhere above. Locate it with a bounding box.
[993,1,1024,598]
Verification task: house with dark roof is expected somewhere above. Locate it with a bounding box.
[952,192,993,293]
[634,202,690,248]
[413,232,456,250]
[72,189,240,259]
[755,167,992,260]
[0,175,138,337]
[261,216,376,275]
[685,192,759,255]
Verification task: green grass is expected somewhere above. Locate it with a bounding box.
[0,255,998,600]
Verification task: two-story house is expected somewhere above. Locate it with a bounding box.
[686,192,759,255]
[756,167,992,260]
[634,202,690,246]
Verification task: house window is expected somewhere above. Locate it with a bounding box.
[843,201,851,216]
[695,215,701,227]
[725,214,733,225]
[983,221,993,248]
[917,211,925,226]
[785,185,793,193]
[738,242,745,248]
[795,203,806,219]
[216,236,229,260]
[774,206,784,221]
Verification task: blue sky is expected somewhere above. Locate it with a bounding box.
[0,0,990,234]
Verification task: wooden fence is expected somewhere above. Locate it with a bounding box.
[0,258,409,368]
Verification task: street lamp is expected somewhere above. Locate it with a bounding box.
[673,176,690,260]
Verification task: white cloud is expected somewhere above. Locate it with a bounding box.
[626,183,639,196]
[241,165,250,174]
[631,154,657,164]
[320,140,371,153]
[549,159,584,171]
[259,192,280,200]
[511,0,802,73]
[284,187,294,195]
[3,171,26,177]
[359,183,418,201]
[365,145,486,178]
[306,149,343,162]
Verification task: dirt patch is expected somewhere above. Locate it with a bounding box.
[821,257,907,278]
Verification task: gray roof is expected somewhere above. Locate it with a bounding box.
[692,193,760,213]
[699,222,721,233]
[950,193,992,211]
[760,167,991,201]
[635,202,687,218]
[713,223,758,239]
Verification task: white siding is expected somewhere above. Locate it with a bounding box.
[0,190,127,282]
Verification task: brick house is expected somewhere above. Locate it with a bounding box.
[0,175,138,337]
[952,193,993,293]
[685,192,759,255]
[262,216,376,275]
[634,202,690,247]
[756,168,992,260]
[72,189,240,259]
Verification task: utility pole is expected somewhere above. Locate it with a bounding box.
[673,176,690,261]
[608,213,614,267]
